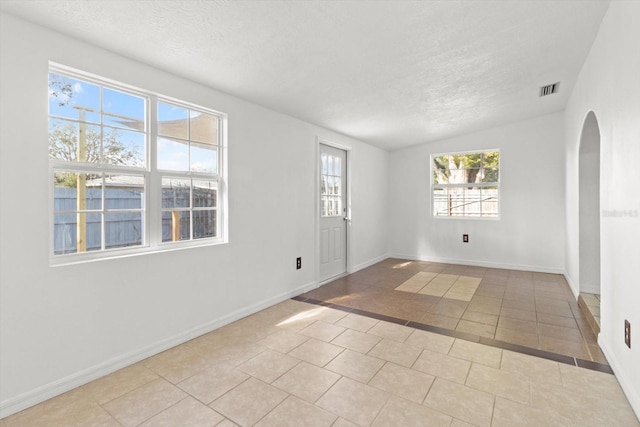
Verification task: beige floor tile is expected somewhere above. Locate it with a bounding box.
[210,378,287,427]
[288,338,343,367]
[367,321,413,342]
[335,313,379,332]
[443,291,475,302]
[424,378,494,427]
[102,378,187,427]
[237,349,299,383]
[368,338,422,367]
[369,362,435,403]
[256,330,310,353]
[331,328,382,353]
[413,349,471,384]
[177,362,249,404]
[466,363,531,404]
[448,339,502,368]
[450,419,476,427]
[299,321,347,342]
[491,396,574,427]
[144,341,262,384]
[405,329,454,354]
[531,381,639,427]
[254,395,337,427]
[316,377,389,426]
[272,361,340,403]
[215,419,239,427]
[396,278,429,293]
[2,393,120,427]
[325,349,385,383]
[138,396,224,427]
[500,350,561,385]
[80,363,159,405]
[558,363,627,401]
[371,396,451,427]
[419,281,453,296]
[415,271,438,282]
[332,417,359,427]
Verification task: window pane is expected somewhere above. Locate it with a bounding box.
[162,178,190,208]
[103,87,145,126]
[48,73,100,123]
[158,102,188,139]
[54,171,102,211]
[193,180,217,208]
[482,168,499,183]
[190,111,218,144]
[194,210,216,239]
[105,212,143,249]
[158,137,189,171]
[104,174,145,209]
[162,210,190,242]
[432,187,448,216]
[321,153,328,174]
[103,128,145,167]
[190,141,217,173]
[49,119,102,163]
[82,212,103,252]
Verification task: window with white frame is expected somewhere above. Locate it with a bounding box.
[48,65,225,261]
[431,150,500,218]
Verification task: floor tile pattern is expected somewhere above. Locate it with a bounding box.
[302,259,608,364]
[2,299,637,426]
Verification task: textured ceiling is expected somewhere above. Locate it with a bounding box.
[0,0,610,150]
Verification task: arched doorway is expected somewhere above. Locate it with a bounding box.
[578,111,601,332]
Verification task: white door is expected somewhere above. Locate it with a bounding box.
[319,144,347,282]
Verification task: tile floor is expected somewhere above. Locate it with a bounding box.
[2,299,638,426]
[300,259,607,364]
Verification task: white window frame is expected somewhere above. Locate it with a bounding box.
[49,63,227,266]
[430,149,500,219]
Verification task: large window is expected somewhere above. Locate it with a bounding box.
[49,65,226,262]
[431,150,500,218]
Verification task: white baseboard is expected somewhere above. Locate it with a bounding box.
[351,253,389,273]
[389,253,565,275]
[598,336,640,421]
[0,281,317,419]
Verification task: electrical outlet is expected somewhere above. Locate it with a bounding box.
[625,320,631,348]
[296,257,302,270]
[463,234,469,243]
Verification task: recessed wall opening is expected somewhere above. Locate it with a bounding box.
[578,111,601,334]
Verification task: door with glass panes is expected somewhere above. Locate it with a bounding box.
[319,144,347,282]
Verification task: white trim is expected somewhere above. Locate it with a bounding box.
[598,335,640,421]
[0,280,316,419]
[388,253,565,275]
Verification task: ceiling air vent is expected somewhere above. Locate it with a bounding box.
[539,82,560,97]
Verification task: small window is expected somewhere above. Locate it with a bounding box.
[431,150,500,218]
[49,65,226,263]
[320,152,343,217]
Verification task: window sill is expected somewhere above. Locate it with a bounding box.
[49,238,227,267]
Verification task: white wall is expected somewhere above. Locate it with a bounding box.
[389,113,565,272]
[0,13,388,416]
[564,1,640,416]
